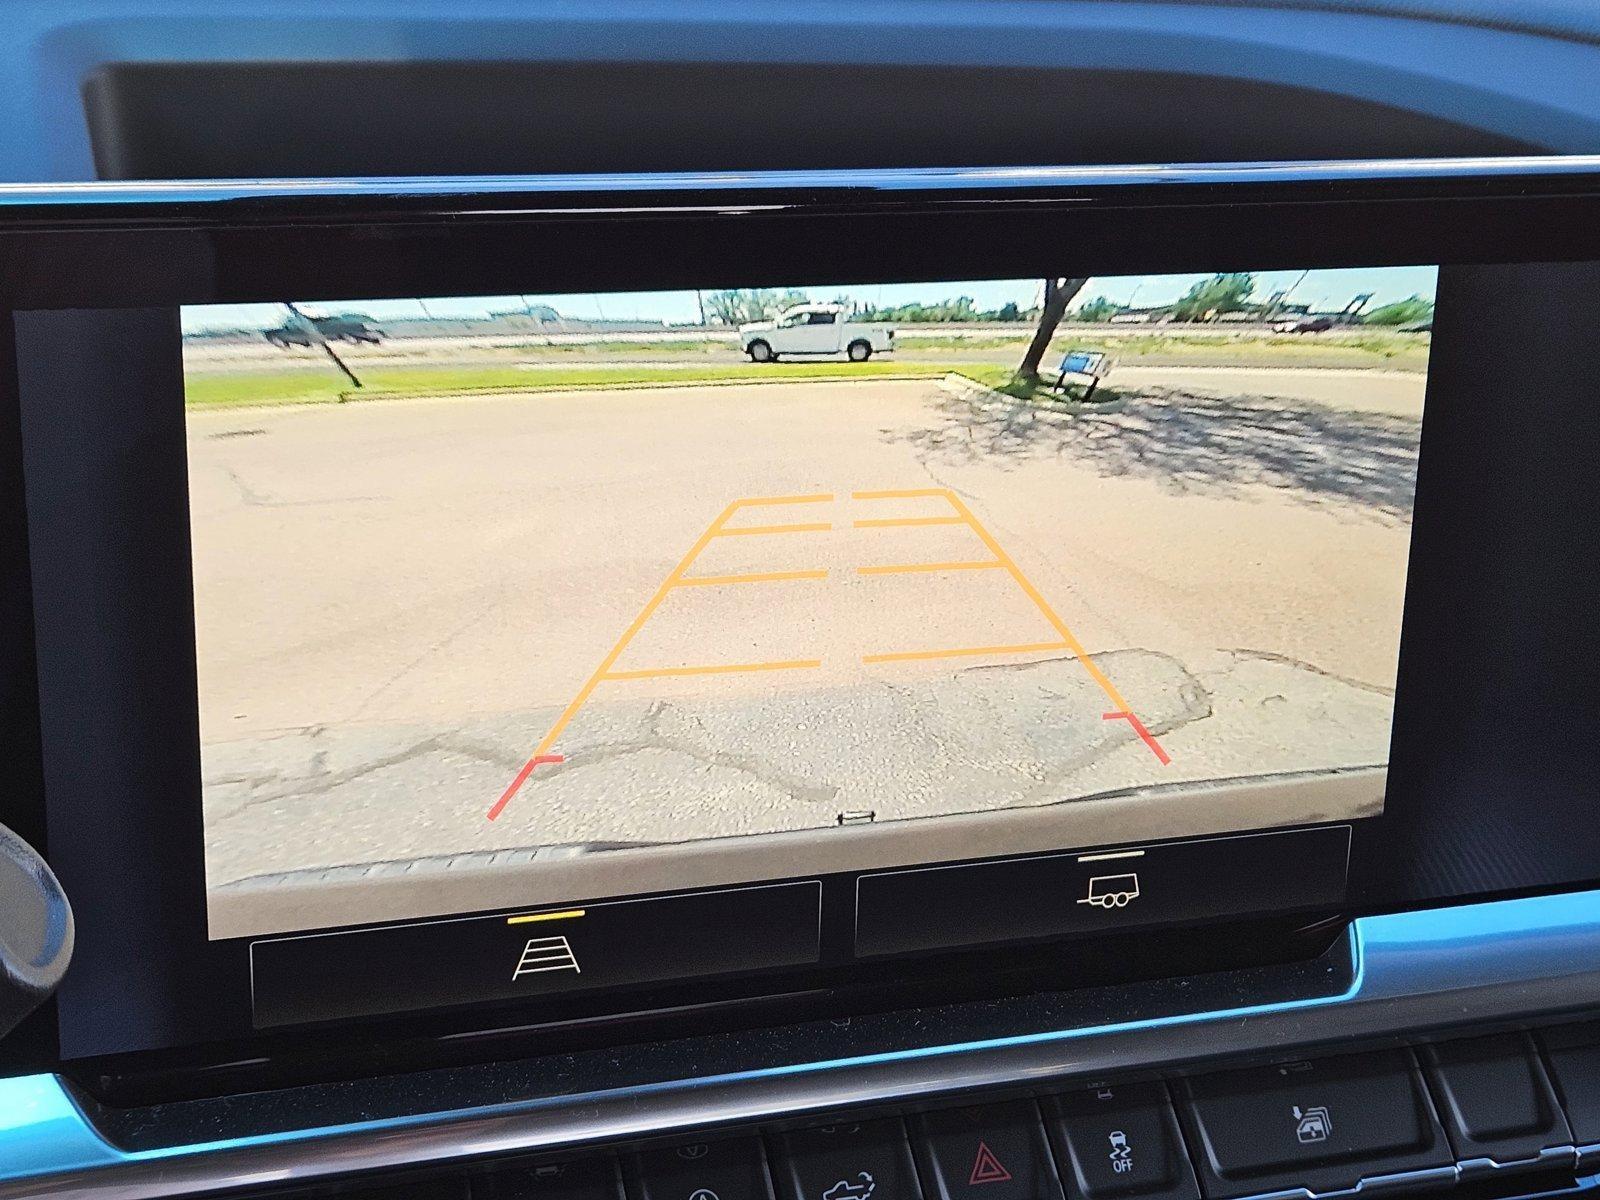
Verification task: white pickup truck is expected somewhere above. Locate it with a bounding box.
[739,303,895,362]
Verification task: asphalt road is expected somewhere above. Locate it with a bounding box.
[189,371,1422,935]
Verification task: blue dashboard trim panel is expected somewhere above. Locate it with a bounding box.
[6,0,1600,182]
[4,887,1600,1197]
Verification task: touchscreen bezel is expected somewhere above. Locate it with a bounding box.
[8,159,1600,1071]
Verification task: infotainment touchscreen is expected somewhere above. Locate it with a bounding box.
[182,264,1434,993]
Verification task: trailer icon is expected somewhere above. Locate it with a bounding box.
[1078,873,1140,909]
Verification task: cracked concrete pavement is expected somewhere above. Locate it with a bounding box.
[188,374,1421,934]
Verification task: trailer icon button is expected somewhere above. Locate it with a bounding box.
[1078,873,1140,909]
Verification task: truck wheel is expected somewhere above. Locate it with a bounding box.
[748,339,774,363]
[847,340,872,362]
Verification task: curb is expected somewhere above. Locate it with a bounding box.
[940,371,1121,414]
[939,371,1010,405]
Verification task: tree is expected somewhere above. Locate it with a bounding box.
[1075,296,1119,323]
[994,301,1022,322]
[704,289,762,325]
[1363,295,1435,326]
[702,288,803,325]
[1172,273,1256,322]
[1017,278,1089,381]
[853,296,985,323]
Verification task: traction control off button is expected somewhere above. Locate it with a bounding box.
[1046,1081,1198,1200]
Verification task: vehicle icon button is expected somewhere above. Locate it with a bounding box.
[822,1172,875,1200]
[634,1138,774,1200]
[1046,1081,1199,1200]
[1179,1049,1454,1197]
[1293,1106,1332,1144]
[1078,873,1140,909]
[1107,1130,1134,1174]
[774,1119,921,1200]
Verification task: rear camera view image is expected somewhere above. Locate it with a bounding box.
[185,268,1435,938]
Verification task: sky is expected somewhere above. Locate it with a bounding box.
[180,265,1439,333]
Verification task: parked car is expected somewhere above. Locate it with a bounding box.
[1271,316,1335,334]
[264,315,384,348]
[739,304,894,362]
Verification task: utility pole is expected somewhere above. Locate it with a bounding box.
[285,302,362,391]
[1341,292,1375,323]
[1272,269,1311,322]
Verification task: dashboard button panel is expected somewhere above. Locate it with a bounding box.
[772,1120,923,1200]
[250,881,823,1027]
[1539,1024,1600,1151]
[913,1100,1063,1200]
[53,1021,1600,1200]
[1420,1033,1573,1172]
[346,1177,473,1200]
[853,827,1349,959]
[1045,1081,1198,1200]
[474,1157,625,1200]
[632,1138,775,1200]
[1177,1050,1454,1198]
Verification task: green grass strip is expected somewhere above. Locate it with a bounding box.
[185,360,968,409]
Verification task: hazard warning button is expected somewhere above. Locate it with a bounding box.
[914,1102,1065,1200]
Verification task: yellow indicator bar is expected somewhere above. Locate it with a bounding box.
[603,659,823,681]
[714,522,832,537]
[856,560,1002,576]
[853,516,966,529]
[735,493,834,506]
[676,569,828,587]
[863,641,1070,664]
[507,909,586,925]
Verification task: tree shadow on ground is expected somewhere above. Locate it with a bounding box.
[893,384,1422,522]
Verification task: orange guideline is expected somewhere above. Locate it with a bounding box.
[488,487,1167,821]
[486,494,832,820]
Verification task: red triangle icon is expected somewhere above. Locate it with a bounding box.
[969,1141,1013,1186]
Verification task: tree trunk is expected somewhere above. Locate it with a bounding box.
[1017,277,1089,381]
